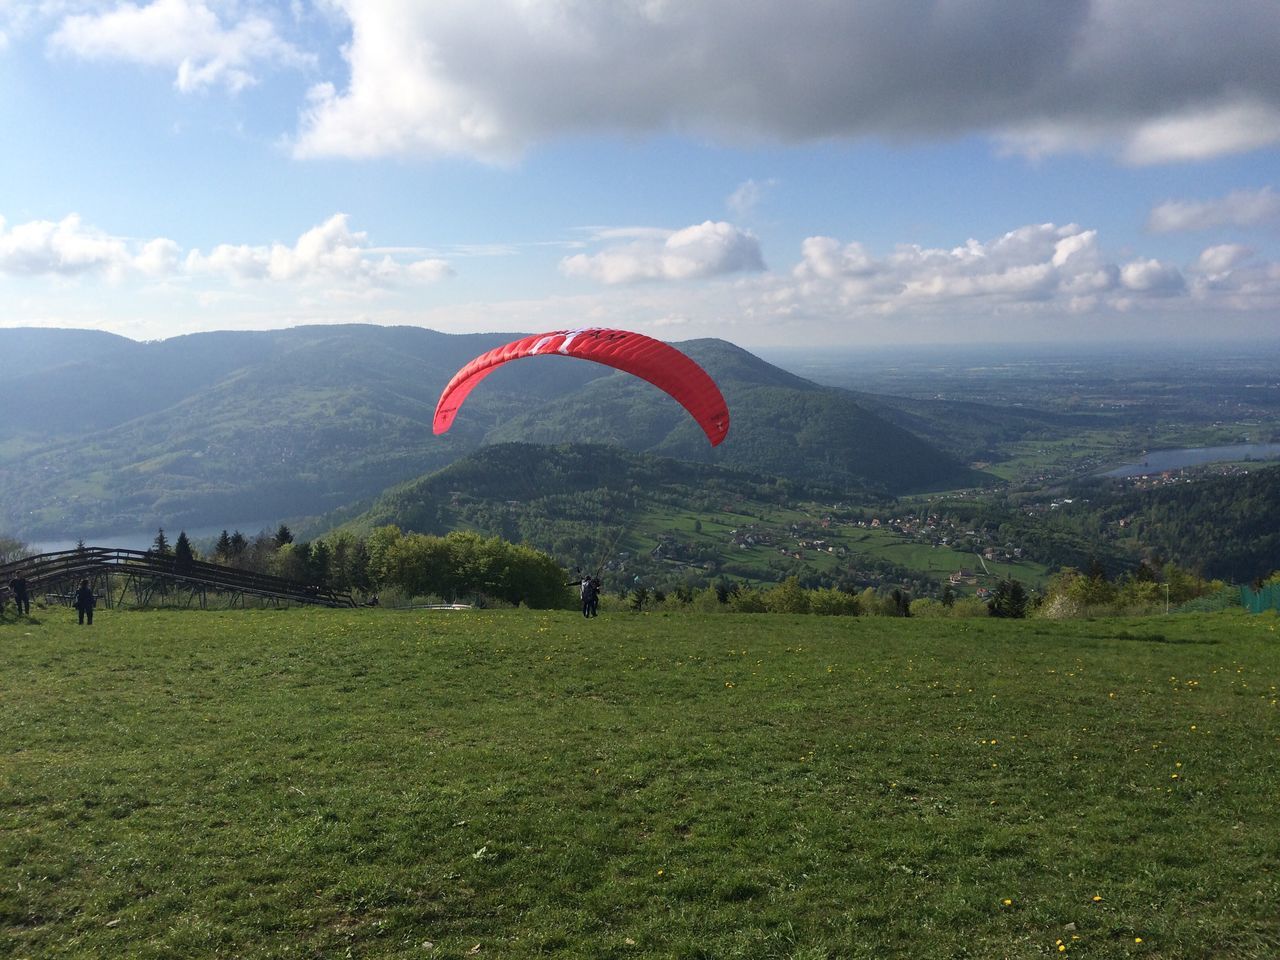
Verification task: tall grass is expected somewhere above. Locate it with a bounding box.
[3,608,1278,958]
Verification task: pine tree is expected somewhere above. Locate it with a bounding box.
[989,578,1028,618]
[151,528,171,556]
[274,524,294,547]
[174,531,194,573]
[214,530,233,561]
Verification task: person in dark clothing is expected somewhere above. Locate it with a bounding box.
[588,577,601,617]
[74,580,96,625]
[580,576,598,618]
[9,575,30,615]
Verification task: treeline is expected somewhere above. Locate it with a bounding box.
[155,524,571,609]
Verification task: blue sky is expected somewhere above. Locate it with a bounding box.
[1,0,1278,349]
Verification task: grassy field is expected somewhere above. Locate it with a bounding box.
[2,607,1278,959]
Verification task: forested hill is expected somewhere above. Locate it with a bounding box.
[344,441,824,565]
[0,325,983,539]
[1093,465,1280,581]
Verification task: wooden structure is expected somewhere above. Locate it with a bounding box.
[0,547,356,610]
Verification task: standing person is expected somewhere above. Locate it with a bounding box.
[588,576,601,617]
[74,580,96,626]
[580,576,594,618]
[8,574,30,615]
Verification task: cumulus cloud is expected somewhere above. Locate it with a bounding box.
[0,213,137,277]
[1148,187,1280,233]
[1193,244,1254,275]
[0,212,451,289]
[49,0,311,93]
[1119,258,1185,295]
[779,222,1212,318]
[184,214,452,286]
[293,0,1280,163]
[560,221,764,285]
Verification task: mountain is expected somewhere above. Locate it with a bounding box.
[0,325,985,539]
[485,339,985,491]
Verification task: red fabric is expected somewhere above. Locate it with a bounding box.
[433,328,730,446]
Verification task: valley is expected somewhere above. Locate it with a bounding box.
[3,327,1280,598]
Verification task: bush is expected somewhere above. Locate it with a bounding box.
[765,577,810,614]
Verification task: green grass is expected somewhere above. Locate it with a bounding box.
[3,608,1279,958]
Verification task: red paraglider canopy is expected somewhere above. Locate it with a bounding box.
[433,328,730,446]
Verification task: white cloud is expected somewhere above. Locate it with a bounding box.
[134,237,183,276]
[1148,187,1280,234]
[778,222,1221,319]
[1194,244,1254,276]
[560,221,764,285]
[1120,102,1280,166]
[0,211,451,290]
[293,0,1280,163]
[184,213,452,286]
[1119,258,1184,295]
[49,0,312,93]
[727,179,776,219]
[0,213,132,277]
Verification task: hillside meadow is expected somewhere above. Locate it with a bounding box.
[2,607,1278,959]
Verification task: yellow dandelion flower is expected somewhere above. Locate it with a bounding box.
[1092,895,1102,902]
[1002,898,1012,906]
[1135,937,1143,943]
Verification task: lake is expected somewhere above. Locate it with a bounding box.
[1099,442,1280,479]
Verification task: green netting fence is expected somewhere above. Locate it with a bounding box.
[1240,583,1280,614]
[1173,585,1280,614]
[1174,587,1244,614]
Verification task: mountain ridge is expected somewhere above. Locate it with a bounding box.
[0,324,987,539]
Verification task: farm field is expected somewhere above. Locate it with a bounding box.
[2,608,1278,959]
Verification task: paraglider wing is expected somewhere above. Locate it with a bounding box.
[433,328,730,446]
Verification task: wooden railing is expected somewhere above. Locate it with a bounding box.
[0,547,356,609]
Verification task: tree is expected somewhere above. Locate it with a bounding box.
[174,531,194,573]
[765,576,810,614]
[308,540,332,587]
[274,524,294,547]
[151,528,171,557]
[0,536,32,565]
[989,578,1028,618]
[214,530,233,562]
